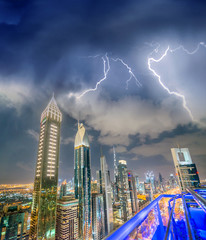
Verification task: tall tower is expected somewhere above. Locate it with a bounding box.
[74,123,92,240]
[118,160,132,222]
[98,155,113,235]
[113,146,118,183]
[29,95,62,240]
[171,148,200,191]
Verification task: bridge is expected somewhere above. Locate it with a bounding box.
[106,188,206,240]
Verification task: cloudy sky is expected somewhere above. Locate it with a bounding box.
[0,0,206,183]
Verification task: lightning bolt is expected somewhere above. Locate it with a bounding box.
[69,54,141,99]
[76,53,110,99]
[170,42,206,54]
[111,57,142,89]
[148,44,206,121]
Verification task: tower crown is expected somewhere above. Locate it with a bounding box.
[74,123,89,148]
[41,95,62,123]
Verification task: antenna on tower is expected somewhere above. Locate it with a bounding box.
[100,146,103,157]
[77,112,80,128]
[113,146,118,182]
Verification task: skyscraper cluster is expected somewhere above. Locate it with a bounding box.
[25,96,200,240]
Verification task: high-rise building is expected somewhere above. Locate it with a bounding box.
[29,95,62,240]
[0,205,30,240]
[127,171,139,215]
[60,180,67,199]
[144,182,153,202]
[97,155,113,235]
[74,123,92,240]
[169,173,177,189]
[55,196,79,240]
[135,175,139,192]
[118,160,132,222]
[113,146,118,183]
[171,148,200,191]
[92,193,105,240]
[145,171,156,193]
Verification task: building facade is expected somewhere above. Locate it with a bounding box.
[74,123,92,240]
[55,197,79,240]
[127,171,138,215]
[118,160,132,222]
[0,205,30,240]
[171,148,200,191]
[97,155,113,235]
[60,180,67,199]
[29,96,62,239]
[92,193,105,240]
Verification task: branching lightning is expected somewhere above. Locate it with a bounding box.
[69,41,205,123]
[70,54,141,99]
[76,54,110,99]
[148,46,194,121]
[111,57,142,89]
[170,42,206,54]
[147,42,206,121]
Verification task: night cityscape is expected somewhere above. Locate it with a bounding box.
[0,1,206,240]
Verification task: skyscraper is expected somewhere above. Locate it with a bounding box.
[127,171,139,215]
[74,123,92,240]
[92,193,105,240]
[55,196,79,240]
[113,146,118,183]
[29,96,62,240]
[0,204,30,240]
[171,148,200,191]
[97,155,113,235]
[118,160,132,222]
[60,180,67,199]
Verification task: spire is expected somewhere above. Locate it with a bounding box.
[100,146,103,157]
[40,94,62,123]
[113,146,118,182]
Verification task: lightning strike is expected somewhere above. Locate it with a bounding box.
[76,53,110,99]
[148,46,194,121]
[170,42,206,54]
[111,57,142,89]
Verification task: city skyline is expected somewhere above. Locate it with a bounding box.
[0,0,206,184]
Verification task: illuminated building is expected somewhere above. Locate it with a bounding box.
[144,182,153,202]
[127,171,139,214]
[29,95,62,239]
[113,146,118,183]
[138,182,145,194]
[118,160,132,222]
[92,193,105,240]
[60,180,67,199]
[168,173,177,189]
[171,148,200,191]
[0,205,30,240]
[74,123,92,240]
[91,180,98,193]
[145,171,156,193]
[97,154,113,235]
[55,196,79,240]
[135,175,139,192]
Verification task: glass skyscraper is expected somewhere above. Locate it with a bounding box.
[74,123,92,240]
[118,160,132,222]
[97,155,113,236]
[29,96,62,240]
[171,148,200,191]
